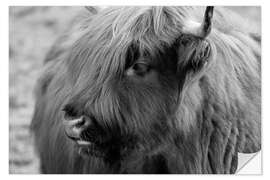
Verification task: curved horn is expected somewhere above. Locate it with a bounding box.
[201,6,214,37]
[183,6,214,38]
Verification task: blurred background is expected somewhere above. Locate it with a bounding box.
[9,6,261,174]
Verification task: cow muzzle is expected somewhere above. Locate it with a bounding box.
[63,114,107,157]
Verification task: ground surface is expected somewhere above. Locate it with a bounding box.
[9,7,82,173]
[9,6,260,174]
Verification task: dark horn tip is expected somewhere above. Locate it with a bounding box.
[205,6,214,18]
[201,6,214,38]
[85,6,99,14]
[206,6,214,10]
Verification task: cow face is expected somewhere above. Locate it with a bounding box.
[61,6,214,163]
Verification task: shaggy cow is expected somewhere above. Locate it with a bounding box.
[31,6,261,174]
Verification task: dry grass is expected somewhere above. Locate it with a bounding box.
[9,6,260,174]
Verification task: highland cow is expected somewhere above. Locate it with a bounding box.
[31,6,261,174]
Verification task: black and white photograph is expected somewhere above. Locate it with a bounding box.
[8,4,262,174]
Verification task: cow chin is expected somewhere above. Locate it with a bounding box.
[76,142,106,158]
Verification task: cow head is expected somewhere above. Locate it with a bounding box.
[62,6,215,164]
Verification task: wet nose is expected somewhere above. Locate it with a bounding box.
[63,115,92,140]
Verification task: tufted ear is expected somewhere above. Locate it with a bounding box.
[176,7,214,75]
[176,34,212,75]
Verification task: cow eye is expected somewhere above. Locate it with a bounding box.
[132,62,151,76]
[180,38,191,46]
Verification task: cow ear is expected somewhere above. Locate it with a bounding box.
[85,6,100,15]
[176,35,212,73]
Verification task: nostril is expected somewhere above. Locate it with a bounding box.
[63,116,84,140]
[62,106,106,144]
[80,116,106,143]
[75,117,86,128]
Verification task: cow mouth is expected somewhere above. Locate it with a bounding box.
[65,130,108,158]
[75,139,107,158]
[63,114,109,158]
[62,108,134,160]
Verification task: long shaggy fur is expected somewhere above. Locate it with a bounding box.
[31,6,261,174]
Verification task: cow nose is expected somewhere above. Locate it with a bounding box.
[63,115,92,141]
